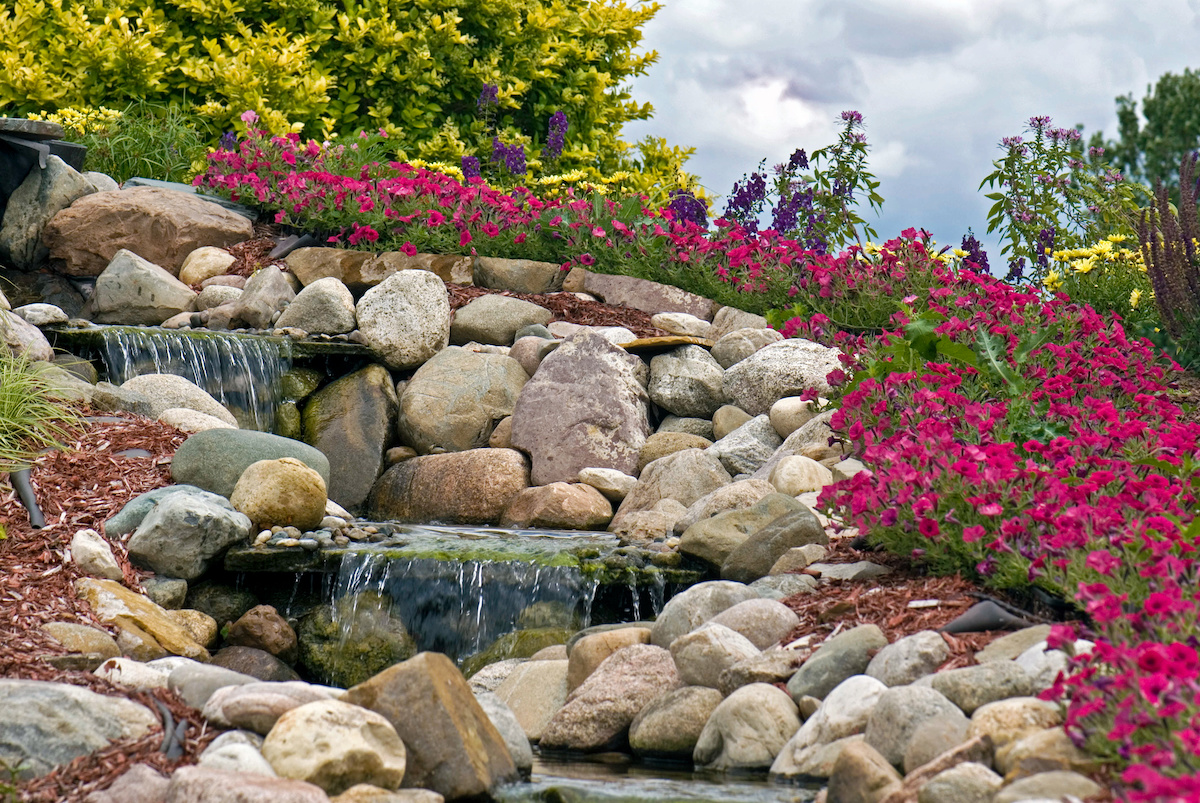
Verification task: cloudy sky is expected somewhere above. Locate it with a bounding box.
[621,0,1200,261]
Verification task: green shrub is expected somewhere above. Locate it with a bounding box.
[0,353,77,472]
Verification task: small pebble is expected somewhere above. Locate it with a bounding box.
[320,516,346,530]
[253,532,271,546]
[298,538,319,551]
[276,538,301,548]
[333,535,350,547]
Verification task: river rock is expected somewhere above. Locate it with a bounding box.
[929,661,1035,715]
[575,467,637,502]
[712,405,752,439]
[992,771,1103,803]
[275,276,356,334]
[650,312,712,338]
[356,270,450,370]
[650,580,759,648]
[707,414,782,476]
[673,479,777,534]
[303,363,398,510]
[562,268,715,319]
[508,335,552,376]
[902,715,973,774]
[769,455,834,495]
[298,592,416,689]
[231,265,295,329]
[43,186,253,277]
[510,331,651,484]
[540,644,682,751]
[261,699,407,795]
[398,347,526,454]
[670,622,760,689]
[787,625,888,702]
[866,631,950,688]
[629,686,722,759]
[451,294,553,345]
[500,482,613,530]
[42,620,119,664]
[1,155,95,269]
[127,488,251,580]
[995,726,1094,777]
[198,731,275,777]
[473,256,563,294]
[367,448,529,524]
[1015,641,1072,692]
[768,397,819,438]
[612,449,732,529]
[202,681,337,734]
[721,505,829,583]
[966,697,1063,750]
[231,457,327,531]
[226,605,299,664]
[92,249,198,324]
[694,683,800,771]
[679,493,804,569]
[13,302,67,326]
[165,765,329,802]
[754,410,846,479]
[826,740,903,803]
[710,327,784,369]
[69,527,123,581]
[657,415,715,440]
[647,345,727,418]
[343,652,519,801]
[159,407,238,433]
[75,578,210,661]
[120,373,236,425]
[493,659,569,742]
[195,284,243,311]
[179,245,237,285]
[472,690,533,775]
[172,429,331,498]
[865,685,967,767]
[710,308,769,339]
[718,649,808,695]
[771,674,887,779]
[709,598,800,649]
[918,762,1002,803]
[0,680,157,779]
[566,627,652,692]
[637,432,713,473]
[723,339,842,415]
[0,309,53,359]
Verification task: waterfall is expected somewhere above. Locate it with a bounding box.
[97,326,291,431]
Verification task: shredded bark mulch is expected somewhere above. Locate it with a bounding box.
[446,283,669,340]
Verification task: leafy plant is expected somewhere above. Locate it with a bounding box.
[1100,67,1200,190]
[1042,235,1158,326]
[0,352,77,472]
[980,115,1149,284]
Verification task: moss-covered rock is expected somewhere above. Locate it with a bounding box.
[461,627,572,678]
[297,591,416,688]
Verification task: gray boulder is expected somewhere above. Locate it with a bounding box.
[171,429,332,498]
[787,625,889,702]
[473,690,534,775]
[92,249,197,324]
[770,674,887,780]
[721,505,829,583]
[231,266,295,329]
[723,339,842,415]
[647,345,728,418]
[0,155,94,269]
[864,685,967,767]
[710,327,784,369]
[274,276,356,334]
[709,598,800,649]
[127,488,252,579]
[679,493,804,570]
[451,294,553,345]
[120,374,237,425]
[356,270,450,370]
[706,414,782,476]
[693,683,800,771]
[669,622,760,689]
[613,449,732,529]
[0,308,53,360]
[710,308,770,340]
[866,631,950,687]
[629,686,722,759]
[929,661,1035,715]
[650,580,758,648]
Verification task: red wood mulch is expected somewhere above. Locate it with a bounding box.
[446,283,669,340]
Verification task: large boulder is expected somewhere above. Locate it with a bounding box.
[230,457,327,531]
[75,578,211,661]
[355,270,450,370]
[0,309,53,360]
[510,331,651,484]
[693,683,800,771]
[92,249,198,324]
[610,449,732,530]
[473,256,565,294]
[0,155,94,269]
[770,674,888,780]
[231,266,296,329]
[647,345,728,418]
[721,505,829,583]
[126,487,252,580]
[562,267,716,320]
[500,482,613,530]
[367,448,530,524]
[722,339,843,415]
[119,374,236,425]
[0,680,157,779]
[275,276,357,334]
[669,622,761,689]
[42,186,253,277]
[398,347,527,454]
[342,652,519,801]
[303,364,398,510]
[649,580,759,648]
[678,493,805,570]
[629,686,723,759]
[172,429,331,498]
[540,644,682,752]
[286,247,472,291]
[450,294,553,345]
[787,625,889,702]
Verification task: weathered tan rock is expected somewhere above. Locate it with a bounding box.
[629,686,723,759]
[473,256,565,294]
[826,740,903,803]
[693,683,800,770]
[168,609,219,649]
[637,432,713,474]
[41,621,119,667]
[566,627,652,692]
[285,248,374,290]
[994,726,1095,779]
[611,449,732,531]
[342,652,518,801]
[367,448,530,525]
[332,786,446,803]
[967,698,1063,750]
[0,309,53,360]
[500,482,613,530]
[75,578,209,661]
[226,605,299,663]
[43,187,253,277]
[165,765,329,802]
[493,659,570,742]
[179,246,237,285]
[262,699,408,795]
[562,267,715,320]
[364,251,472,287]
[92,249,198,325]
[230,457,328,531]
[202,680,338,734]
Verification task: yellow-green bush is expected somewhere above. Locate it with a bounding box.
[0,0,692,188]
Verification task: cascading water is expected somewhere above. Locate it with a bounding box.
[98,326,291,431]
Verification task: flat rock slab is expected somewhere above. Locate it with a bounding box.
[0,118,65,139]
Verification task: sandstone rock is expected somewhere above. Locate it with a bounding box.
[500,482,613,530]
[650,312,712,338]
[709,598,800,649]
[637,432,714,473]
[275,276,356,334]
[367,448,530,524]
[510,331,651,484]
[333,787,446,803]
[721,505,829,583]
[75,578,211,661]
[787,625,889,702]
[540,644,682,751]
[474,256,564,294]
[670,622,761,689]
[493,660,570,742]
[171,429,331,498]
[710,327,784,369]
[231,457,327,531]
[451,294,553,345]
[679,493,804,569]
[69,528,123,581]
[967,697,1063,750]
[171,609,220,649]
[342,652,519,800]
[398,347,526,454]
[127,488,251,580]
[995,726,1094,778]
[487,417,513,448]
[629,686,722,759]
[0,155,95,269]
[647,345,727,418]
[0,680,156,780]
[202,681,338,734]
[226,605,299,664]
[164,765,329,802]
[694,683,799,770]
[360,251,472,288]
[41,621,119,668]
[711,404,752,439]
[43,187,253,277]
[159,407,238,433]
[650,580,759,648]
[231,266,295,329]
[262,699,407,795]
[179,246,237,285]
[92,249,197,324]
[0,309,53,359]
[826,740,903,803]
[120,374,236,425]
[284,248,374,290]
[769,455,834,495]
[866,631,950,687]
[575,467,637,503]
[865,685,967,768]
[356,270,450,370]
[562,268,715,319]
[303,363,398,510]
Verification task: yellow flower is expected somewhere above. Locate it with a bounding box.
[1071,257,1096,274]
[863,242,880,256]
[1107,234,1127,243]
[1043,270,1064,292]
[1129,289,1143,309]
[952,248,969,258]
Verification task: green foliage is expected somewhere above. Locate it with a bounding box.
[806,113,885,252]
[0,351,77,472]
[1042,236,1158,326]
[0,0,693,190]
[1102,68,1200,190]
[980,115,1149,283]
